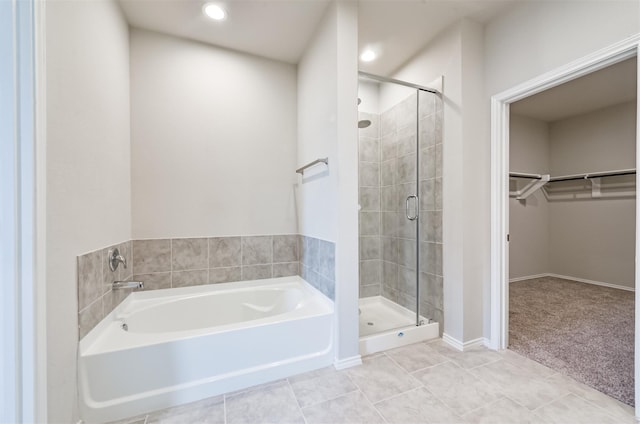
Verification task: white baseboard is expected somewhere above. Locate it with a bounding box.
[443,334,487,352]
[509,273,549,283]
[334,355,362,370]
[547,273,634,292]
[442,333,463,351]
[509,273,634,292]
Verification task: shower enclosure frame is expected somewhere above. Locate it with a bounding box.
[358,71,442,329]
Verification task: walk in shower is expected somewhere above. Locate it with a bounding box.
[357,72,443,354]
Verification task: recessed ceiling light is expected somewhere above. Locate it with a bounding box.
[360,49,377,62]
[203,3,227,21]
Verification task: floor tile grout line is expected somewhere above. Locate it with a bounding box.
[356,353,454,418]
[458,394,508,419]
[370,385,423,406]
[501,349,559,378]
[530,390,629,423]
[503,392,541,414]
[466,355,503,370]
[284,380,307,424]
[459,395,512,418]
[408,377,470,419]
[529,391,574,414]
[340,369,385,420]
[380,351,426,389]
[562,383,636,417]
[286,378,305,411]
[573,392,636,422]
[295,387,361,410]
[402,357,453,375]
[472,362,596,416]
[223,394,227,424]
[466,355,575,413]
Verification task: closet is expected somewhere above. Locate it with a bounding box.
[507,57,637,406]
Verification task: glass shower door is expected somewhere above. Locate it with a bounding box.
[358,74,421,336]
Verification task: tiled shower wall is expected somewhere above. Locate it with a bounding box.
[77,234,334,337]
[358,112,382,297]
[358,91,443,327]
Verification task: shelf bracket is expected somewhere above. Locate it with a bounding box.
[590,177,602,198]
[511,174,550,200]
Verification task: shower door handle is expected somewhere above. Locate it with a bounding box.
[405,195,418,221]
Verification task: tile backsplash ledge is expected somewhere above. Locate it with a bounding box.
[77,234,335,338]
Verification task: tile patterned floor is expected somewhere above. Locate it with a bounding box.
[111,339,635,424]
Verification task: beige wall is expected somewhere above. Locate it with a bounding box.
[509,102,636,289]
[297,1,360,361]
[509,115,550,279]
[549,102,636,175]
[297,3,339,242]
[46,0,131,421]
[130,29,298,239]
[548,102,636,288]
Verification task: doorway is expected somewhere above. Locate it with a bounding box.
[508,57,636,405]
[490,38,640,413]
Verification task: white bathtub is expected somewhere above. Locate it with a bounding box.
[78,276,334,423]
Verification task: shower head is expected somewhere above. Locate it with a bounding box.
[357,97,370,128]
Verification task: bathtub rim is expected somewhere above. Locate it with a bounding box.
[79,275,333,354]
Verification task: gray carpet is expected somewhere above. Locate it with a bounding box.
[509,276,634,406]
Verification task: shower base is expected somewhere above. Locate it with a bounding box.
[358,296,439,355]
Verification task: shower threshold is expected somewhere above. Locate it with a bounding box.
[358,296,439,356]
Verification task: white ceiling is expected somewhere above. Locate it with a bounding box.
[511,58,638,123]
[358,0,515,76]
[119,0,515,74]
[119,0,331,64]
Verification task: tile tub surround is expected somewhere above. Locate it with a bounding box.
[358,91,444,331]
[77,235,299,337]
[299,235,336,300]
[130,235,300,290]
[109,340,635,424]
[77,240,133,339]
[78,234,337,337]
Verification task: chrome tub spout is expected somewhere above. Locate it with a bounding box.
[112,281,144,290]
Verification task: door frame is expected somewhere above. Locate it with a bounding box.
[489,34,640,413]
[0,0,48,421]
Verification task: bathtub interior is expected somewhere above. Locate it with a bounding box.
[121,285,307,333]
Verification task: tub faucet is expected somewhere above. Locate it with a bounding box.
[113,281,144,290]
[108,248,127,272]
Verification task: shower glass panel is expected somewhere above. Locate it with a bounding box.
[358,73,442,338]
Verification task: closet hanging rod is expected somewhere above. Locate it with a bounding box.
[509,172,543,180]
[550,168,636,182]
[296,157,329,175]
